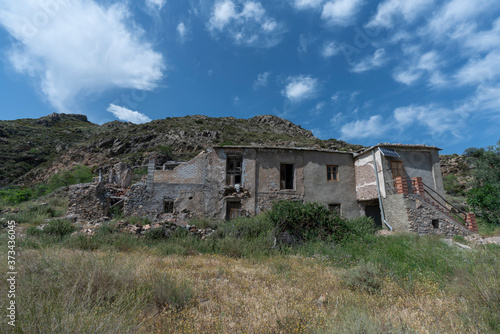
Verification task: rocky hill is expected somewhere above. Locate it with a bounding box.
[0,113,364,186]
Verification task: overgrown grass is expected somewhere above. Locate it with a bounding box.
[2,199,500,333]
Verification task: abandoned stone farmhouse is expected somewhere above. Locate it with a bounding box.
[68,144,477,236]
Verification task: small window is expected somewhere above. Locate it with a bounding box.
[226,156,243,185]
[327,165,338,181]
[164,199,174,213]
[280,164,294,190]
[432,219,439,229]
[329,204,341,215]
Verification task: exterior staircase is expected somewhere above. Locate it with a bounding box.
[393,176,478,233]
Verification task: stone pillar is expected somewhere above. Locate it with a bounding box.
[466,212,478,232]
[412,177,425,197]
[395,176,408,194]
[147,159,155,191]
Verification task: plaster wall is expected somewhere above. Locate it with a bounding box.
[302,151,358,218]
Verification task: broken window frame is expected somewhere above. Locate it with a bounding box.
[226,155,243,186]
[327,165,338,181]
[163,199,174,213]
[280,163,295,190]
[226,200,242,220]
[328,203,341,215]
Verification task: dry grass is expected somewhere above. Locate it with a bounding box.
[1,247,493,334]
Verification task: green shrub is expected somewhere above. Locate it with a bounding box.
[43,219,75,237]
[145,227,165,240]
[342,260,382,294]
[267,201,348,242]
[344,216,377,242]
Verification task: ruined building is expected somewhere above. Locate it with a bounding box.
[67,144,477,236]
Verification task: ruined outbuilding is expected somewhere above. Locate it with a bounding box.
[68,144,477,236]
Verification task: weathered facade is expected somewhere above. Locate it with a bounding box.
[68,144,477,236]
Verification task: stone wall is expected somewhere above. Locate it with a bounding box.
[382,193,471,236]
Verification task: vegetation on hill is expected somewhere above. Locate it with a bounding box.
[0,113,95,186]
[0,113,364,188]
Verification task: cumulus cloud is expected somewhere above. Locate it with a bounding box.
[0,0,164,113]
[321,0,364,26]
[208,0,285,47]
[107,104,152,124]
[321,41,340,58]
[281,75,319,102]
[351,49,386,73]
[340,115,389,140]
[253,72,270,89]
[366,0,434,29]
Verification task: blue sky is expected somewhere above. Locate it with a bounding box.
[0,0,499,154]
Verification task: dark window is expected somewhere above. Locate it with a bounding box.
[328,204,341,215]
[164,200,174,213]
[226,201,241,220]
[327,165,338,181]
[226,156,243,185]
[432,219,439,229]
[280,164,294,189]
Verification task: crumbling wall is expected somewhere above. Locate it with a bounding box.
[354,151,381,201]
[67,182,108,221]
[382,194,471,236]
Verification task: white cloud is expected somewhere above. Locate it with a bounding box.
[366,0,434,29]
[253,71,270,89]
[321,41,339,58]
[208,1,285,47]
[340,115,389,140]
[351,48,386,73]
[177,22,190,42]
[393,105,464,135]
[282,75,319,102]
[392,50,441,86]
[0,1,164,113]
[455,51,500,85]
[107,104,151,124]
[293,0,324,10]
[298,34,316,55]
[425,0,500,39]
[393,70,422,85]
[321,0,364,26]
[146,0,166,11]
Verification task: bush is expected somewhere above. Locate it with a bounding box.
[145,227,165,240]
[342,260,382,294]
[343,216,377,242]
[267,201,348,242]
[43,219,75,237]
[467,184,500,225]
[149,274,193,311]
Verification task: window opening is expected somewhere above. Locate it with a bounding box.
[280,164,294,189]
[327,165,338,181]
[328,204,341,215]
[432,219,439,229]
[164,199,174,213]
[226,156,243,186]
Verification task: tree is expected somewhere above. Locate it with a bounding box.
[466,140,500,225]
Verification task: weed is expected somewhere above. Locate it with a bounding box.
[342,260,382,294]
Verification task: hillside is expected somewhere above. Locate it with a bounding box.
[0,113,364,186]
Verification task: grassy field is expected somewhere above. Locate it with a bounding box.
[1,199,499,333]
